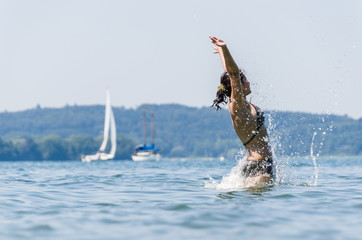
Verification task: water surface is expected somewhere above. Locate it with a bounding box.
[1,157,362,239]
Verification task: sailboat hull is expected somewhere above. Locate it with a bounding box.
[81,153,101,162]
[81,152,115,162]
[131,152,161,161]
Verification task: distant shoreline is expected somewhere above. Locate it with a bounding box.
[0,104,361,160]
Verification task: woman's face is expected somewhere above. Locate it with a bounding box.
[242,77,251,96]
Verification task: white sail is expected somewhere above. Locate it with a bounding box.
[99,90,111,152]
[109,108,117,157]
[82,90,117,162]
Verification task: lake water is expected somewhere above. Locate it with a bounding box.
[1,156,362,240]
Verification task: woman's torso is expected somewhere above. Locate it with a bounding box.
[228,101,272,161]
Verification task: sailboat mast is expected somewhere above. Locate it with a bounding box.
[151,109,154,146]
[143,107,147,145]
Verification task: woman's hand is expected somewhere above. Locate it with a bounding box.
[209,36,226,46]
[209,36,226,54]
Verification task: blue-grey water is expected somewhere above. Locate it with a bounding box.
[1,157,362,240]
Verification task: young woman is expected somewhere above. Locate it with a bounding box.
[210,36,273,186]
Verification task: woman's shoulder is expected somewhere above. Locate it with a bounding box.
[228,99,252,114]
[228,101,255,126]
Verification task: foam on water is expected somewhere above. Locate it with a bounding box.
[205,155,247,190]
[205,149,275,189]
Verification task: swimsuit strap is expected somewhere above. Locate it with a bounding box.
[243,104,265,147]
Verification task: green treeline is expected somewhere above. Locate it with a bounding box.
[0,134,135,161]
[0,104,361,160]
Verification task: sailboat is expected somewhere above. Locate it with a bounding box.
[131,108,161,161]
[81,90,117,162]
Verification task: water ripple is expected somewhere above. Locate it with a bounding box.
[0,158,361,240]
[28,224,54,232]
[163,204,191,211]
[271,194,296,199]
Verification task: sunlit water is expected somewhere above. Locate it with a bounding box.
[1,157,362,240]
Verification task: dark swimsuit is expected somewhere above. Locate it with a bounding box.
[242,104,273,178]
[242,157,273,178]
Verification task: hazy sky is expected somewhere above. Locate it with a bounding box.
[1,0,361,118]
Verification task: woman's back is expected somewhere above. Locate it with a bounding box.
[229,100,272,161]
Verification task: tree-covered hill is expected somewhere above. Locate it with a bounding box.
[0,104,361,160]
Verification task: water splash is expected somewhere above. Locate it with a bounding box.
[264,110,294,186]
[266,112,282,184]
[205,151,247,190]
[205,111,283,190]
[205,150,275,190]
[309,131,319,186]
[205,111,332,189]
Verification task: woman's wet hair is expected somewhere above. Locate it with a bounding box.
[211,70,245,110]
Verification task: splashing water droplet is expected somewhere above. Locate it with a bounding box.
[309,131,319,186]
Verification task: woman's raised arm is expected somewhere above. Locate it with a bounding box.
[209,36,245,103]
